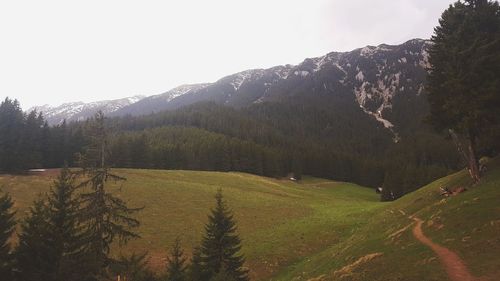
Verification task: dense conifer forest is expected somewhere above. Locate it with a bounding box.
[0,96,469,200]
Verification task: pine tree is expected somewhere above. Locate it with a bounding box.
[77,111,141,279]
[14,198,57,281]
[427,0,500,183]
[166,238,187,281]
[0,191,15,279]
[199,190,248,281]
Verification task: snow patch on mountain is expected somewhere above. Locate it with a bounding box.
[356,71,364,82]
[30,95,145,125]
[294,70,310,77]
[159,84,211,102]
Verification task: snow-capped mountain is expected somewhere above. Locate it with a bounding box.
[32,39,431,135]
[30,95,145,125]
[110,84,210,116]
[112,39,431,135]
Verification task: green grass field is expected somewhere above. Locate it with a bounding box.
[276,157,500,281]
[1,158,499,280]
[0,169,382,280]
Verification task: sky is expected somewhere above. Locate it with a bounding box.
[0,0,457,109]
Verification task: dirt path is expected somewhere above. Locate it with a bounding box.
[411,217,477,281]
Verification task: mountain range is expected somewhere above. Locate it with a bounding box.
[32,38,431,136]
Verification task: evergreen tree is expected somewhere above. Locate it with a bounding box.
[0,191,15,279]
[77,111,141,279]
[46,167,89,281]
[188,246,204,281]
[0,97,25,172]
[166,238,187,281]
[208,266,237,281]
[14,198,57,281]
[199,190,248,281]
[110,253,156,281]
[427,0,500,182]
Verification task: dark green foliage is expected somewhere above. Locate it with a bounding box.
[188,247,204,281]
[15,168,90,281]
[0,191,15,279]
[208,266,237,281]
[427,0,500,181]
[199,190,248,281]
[0,97,85,172]
[14,198,56,281]
[46,167,89,281]
[382,132,462,200]
[109,253,157,281]
[166,238,187,281]
[0,98,34,172]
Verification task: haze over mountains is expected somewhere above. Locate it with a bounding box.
[33,39,431,136]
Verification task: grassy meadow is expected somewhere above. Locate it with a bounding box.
[277,157,500,281]
[0,169,383,280]
[1,158,499,280]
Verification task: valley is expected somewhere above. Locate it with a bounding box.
[1,157,499,280]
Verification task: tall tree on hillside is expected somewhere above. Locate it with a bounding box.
[77,111,141,279]
[427,0,500,182]
[199,190,248,281]
[0,191,16,279]
[166,238,187,281]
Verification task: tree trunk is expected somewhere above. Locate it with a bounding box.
[467,134,481,183]
[450,129,481,183]
[449,129,469,166]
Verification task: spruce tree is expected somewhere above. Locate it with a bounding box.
[110,252,156,281]
[14,198,57,281]
[199,190,248,281]
[427,0,500,182]
[77,111,141,279]
[209,266,237,281]
[188,246,204,281]
[166,238,187,281]
[0,97,25,172]
[47,167,89,281]
[0,191,15,279]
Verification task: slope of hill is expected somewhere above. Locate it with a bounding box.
[1,159,499,280]
[276,157,500,281]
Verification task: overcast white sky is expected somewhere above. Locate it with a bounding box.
[0,0,456,109]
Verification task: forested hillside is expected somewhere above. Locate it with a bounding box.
[0,96,463,200]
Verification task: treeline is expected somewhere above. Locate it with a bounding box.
[0,96,465,200]
[0,98,84,171]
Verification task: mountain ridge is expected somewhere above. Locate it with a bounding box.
[32,38,431,132]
